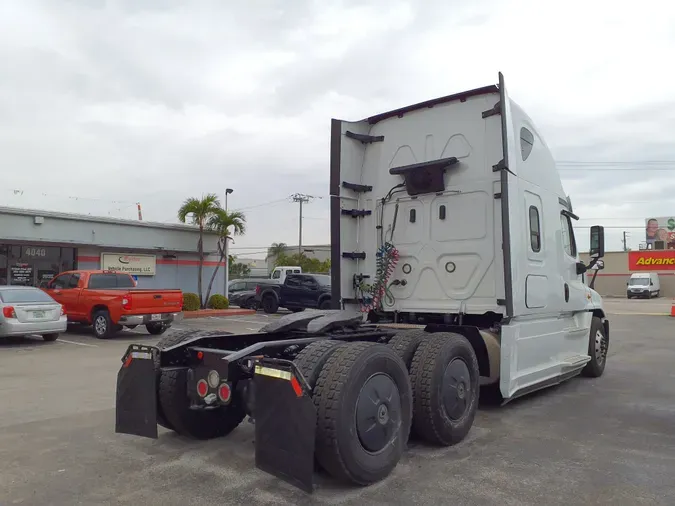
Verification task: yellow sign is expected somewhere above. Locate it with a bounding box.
[254,365,291,380]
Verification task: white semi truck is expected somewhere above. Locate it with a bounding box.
[115,73,608,493]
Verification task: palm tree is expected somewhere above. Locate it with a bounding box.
[267,242,287,261]
[204,208,246,303]
[177,193,221,307]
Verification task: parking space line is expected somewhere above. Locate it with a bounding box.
[57,339,98,348]
[221,318,267,325]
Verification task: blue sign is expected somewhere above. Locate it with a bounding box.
[132,275,138,281]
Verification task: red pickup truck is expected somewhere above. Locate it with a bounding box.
[43,270,183,339]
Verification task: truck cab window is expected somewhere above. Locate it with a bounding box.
[116,274,135,287]
[560,213,577,257]
[51,273,72,289]
[285,275,301,287]
[529,206,541,252]
[88,273,117,289]
[272,270,281,279]
[67,273,80,288]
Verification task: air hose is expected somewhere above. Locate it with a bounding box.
[359,242,399,313]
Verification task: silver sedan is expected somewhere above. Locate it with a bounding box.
[0,286,67,341]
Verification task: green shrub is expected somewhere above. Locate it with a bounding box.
[182,292,201,311]
[207,294,230,310]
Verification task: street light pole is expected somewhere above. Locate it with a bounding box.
[224,188,234,300]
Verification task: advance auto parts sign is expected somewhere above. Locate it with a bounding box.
[101,253,156,276]
[628,250,675,271]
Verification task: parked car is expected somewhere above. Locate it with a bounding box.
[255,273,332,313]
[228,279,264,309]
[626,272,660,299]
[0,286,67,341]
[43,270,183,339]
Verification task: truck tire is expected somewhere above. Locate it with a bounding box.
[409,333,479,446]
[154,330,231,431]
[581,317,608,378]
[294,340,346,390]
[313,342,413,485]
[92,310,113,339]
[388,329,427,369]
[158,367,246,439]
[146,322,168,335]
[262,295,278,314]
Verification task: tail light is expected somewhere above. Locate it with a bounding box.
[196,379,208,398]
[122,295,132,310]
[255,285,261,296]
[218,382,232,403]
[60,305,65,316]
[2,306,16,318]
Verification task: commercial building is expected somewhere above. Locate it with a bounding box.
[580,249,675,297]
[0,207,225,296]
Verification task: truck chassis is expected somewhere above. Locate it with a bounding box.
[115,309,492,492]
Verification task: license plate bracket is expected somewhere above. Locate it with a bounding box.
[33,311,45,318]
[150,314,162,321]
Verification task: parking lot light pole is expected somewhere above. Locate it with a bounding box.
[224,189,234,300]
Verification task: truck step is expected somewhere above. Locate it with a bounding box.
[341,181,373,193]
[341,209,372,218]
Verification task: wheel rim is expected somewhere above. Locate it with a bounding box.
[355,373,401,453]
[594,330,608,365]
[441,358,471,421]
[94,316,107,335]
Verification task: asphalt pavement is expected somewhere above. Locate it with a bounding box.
[1,303,674,505]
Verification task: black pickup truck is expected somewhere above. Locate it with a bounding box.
[255,273,332,313]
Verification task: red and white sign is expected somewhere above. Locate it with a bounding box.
[628,250,675,271]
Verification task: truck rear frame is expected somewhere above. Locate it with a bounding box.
[116,310,500,492]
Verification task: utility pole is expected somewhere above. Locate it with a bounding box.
[622,231,630,252]
[224,188,234,299]
[291,193,317,257]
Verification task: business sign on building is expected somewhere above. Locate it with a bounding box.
[101,253,156,276]
[645,216,675,249]
[628,250,675,271]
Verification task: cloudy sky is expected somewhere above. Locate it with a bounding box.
[1,0,674,257]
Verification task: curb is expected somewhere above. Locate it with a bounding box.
[183,309,257,319]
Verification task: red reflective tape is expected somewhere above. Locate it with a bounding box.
[123,355,133,368]
[290,376,303,397]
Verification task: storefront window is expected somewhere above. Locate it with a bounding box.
[0,245,76,287]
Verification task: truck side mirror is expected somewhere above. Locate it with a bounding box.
[589,225,605,259]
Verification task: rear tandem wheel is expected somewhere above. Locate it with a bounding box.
[310,342,413,486]
[154,329,244,438]
[409,333,480,446]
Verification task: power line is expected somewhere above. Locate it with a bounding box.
[236,197,291,211]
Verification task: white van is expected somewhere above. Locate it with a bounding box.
[627,272,660,299]
[269,266,302,284]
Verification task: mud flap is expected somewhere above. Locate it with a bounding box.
[253,360,316,493]
[115,345,158,439]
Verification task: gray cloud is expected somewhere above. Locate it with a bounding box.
[0,0,673,254]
